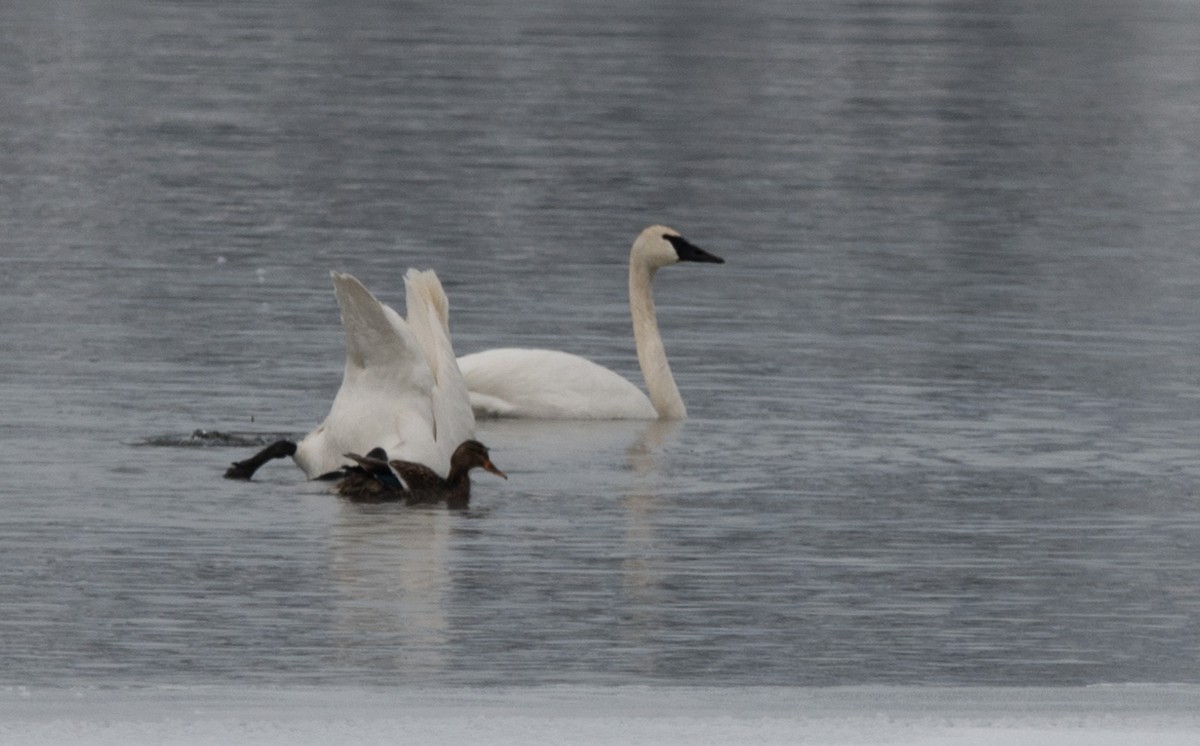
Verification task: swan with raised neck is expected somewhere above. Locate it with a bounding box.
[456,225,724,420]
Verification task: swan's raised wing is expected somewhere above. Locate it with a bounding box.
[334,272,428,382]
[293,272,442,478]
[403,269,475,464]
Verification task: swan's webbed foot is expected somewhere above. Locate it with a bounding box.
[223,439,298,480]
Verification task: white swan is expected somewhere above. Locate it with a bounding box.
[225,269,475,480]
[456,225,723,420]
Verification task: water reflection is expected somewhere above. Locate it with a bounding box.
[626,420,681,477]
[620,420,680,674]
[327,503,452,677]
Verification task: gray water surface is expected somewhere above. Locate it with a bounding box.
[3,0,1200,688]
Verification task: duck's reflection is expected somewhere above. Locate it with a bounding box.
[327,503,451,677]
[320,419,681,680]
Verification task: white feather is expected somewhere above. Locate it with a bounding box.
[292,270,474,479]
[458,348,657,419]
[457,225,721,420]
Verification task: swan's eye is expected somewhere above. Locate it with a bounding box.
[662,234,689,253]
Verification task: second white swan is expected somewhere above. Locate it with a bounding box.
[456,225,724,420]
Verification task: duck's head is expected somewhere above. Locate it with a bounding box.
[632,225,725,271]
[452,440,507,480]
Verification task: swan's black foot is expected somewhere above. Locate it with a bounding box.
[224,461,261,480]
[224,440,298,480]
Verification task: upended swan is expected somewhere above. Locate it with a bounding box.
[456,225,724,420]
[224,269,475,480]
[336,441,506,507]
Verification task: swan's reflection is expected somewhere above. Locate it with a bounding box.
[619,420,680,672]
[327,503,451,677]
[626,419,681,477]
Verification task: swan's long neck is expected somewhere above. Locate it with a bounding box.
[630,261,687,419]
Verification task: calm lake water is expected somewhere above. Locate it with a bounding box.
[3,0,1200,689]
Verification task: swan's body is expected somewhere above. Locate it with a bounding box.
[225,269,475,481]
[456,348,658,419]
[457,225,723,420]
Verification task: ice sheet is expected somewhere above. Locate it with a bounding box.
[3,686,1199,745]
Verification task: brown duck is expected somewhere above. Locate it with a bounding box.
[336,440,506,508]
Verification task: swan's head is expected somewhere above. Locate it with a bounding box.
[450,439,508,480]
[632,225,725,270]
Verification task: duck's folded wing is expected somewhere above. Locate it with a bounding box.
[344,451,393,476]
[388,459,446,493]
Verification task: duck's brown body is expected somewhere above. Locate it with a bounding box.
[335,440,505,508]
